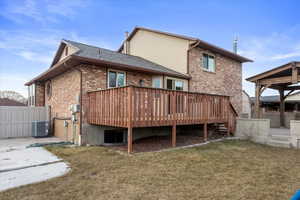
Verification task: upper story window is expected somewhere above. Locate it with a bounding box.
[108,70,126,88]
[166,78,183,91]
[202,53,215,72]
[28,84,35,106]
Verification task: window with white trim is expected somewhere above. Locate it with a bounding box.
[166,78,183,91]
[202,53,215,72]
[28,84,35,106]
[152,76,162,88]
[108,70,126,88]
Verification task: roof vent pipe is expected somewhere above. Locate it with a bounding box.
[233,36,238,54]
[124,31,130,54]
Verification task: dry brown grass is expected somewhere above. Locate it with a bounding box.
[1,140,300,200]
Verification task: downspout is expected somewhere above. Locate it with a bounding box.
[187,40,200,92]
[73,65,83,146]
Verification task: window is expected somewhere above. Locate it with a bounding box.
[166,78,183,91]
[46,81,52,99]
[175,81,183,90]
[152,76,162,88]
[202,53,215,72]
[28,84,35,106]
[108,70,125,88]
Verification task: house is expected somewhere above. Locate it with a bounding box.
[241,90,251,118]
[25,27,252,152]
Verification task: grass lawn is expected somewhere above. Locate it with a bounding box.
[1,140,300,200]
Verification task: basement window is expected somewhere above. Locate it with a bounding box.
[104,130,124,144]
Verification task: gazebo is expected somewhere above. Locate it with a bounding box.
[246,61,300,127]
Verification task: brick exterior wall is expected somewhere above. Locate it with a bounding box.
[188,47,242,114]
[35,83,45,106]
[45,69,81,119]
[127,71,152,87]
[79,64,153,124]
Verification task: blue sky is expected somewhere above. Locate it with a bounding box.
[0,0,300,97]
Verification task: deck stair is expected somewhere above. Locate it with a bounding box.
[213,123,229,136]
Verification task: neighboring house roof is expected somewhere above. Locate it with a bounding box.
[0,98,26,106]
[26,39,190,85]
[118,26,253,63]
[250,92,300,103]
[250,95,280,103]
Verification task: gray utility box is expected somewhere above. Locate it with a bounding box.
[32,121,49,138]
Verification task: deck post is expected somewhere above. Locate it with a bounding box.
[127,127,133,153]
[254,83,261,118]
[203,123,208,141]
[279,88,285,127]
[226,122,230,137]
[127,86,133,153]
[172,124,176,147]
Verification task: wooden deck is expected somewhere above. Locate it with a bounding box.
[87,85,237,153]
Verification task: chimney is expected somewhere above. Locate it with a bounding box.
[233,36,238,54]
[124,31,129,54]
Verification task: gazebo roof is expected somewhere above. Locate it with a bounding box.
[246,61,300,90]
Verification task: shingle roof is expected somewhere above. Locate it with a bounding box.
[250,95,280,103]
[250,92,300,103]
[63,39,189,78]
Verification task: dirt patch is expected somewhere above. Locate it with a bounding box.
[1,140,300,200]
[111,134,224,152]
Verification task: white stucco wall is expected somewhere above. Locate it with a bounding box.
[128,29,192,74]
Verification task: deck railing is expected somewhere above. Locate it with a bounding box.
[87,86,237,133]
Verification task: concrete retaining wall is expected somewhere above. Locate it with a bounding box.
[236,118,270,144]
[262,112,300,128]
[290,120,300,148]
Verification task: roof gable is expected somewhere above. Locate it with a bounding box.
[25,39,190,86]
[50,40,79,67]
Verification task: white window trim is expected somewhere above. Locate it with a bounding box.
[107,69,126,88]
[28,84,35,106]
[165,77,184,91]
[202,53,216,73]
[152,76,163,88]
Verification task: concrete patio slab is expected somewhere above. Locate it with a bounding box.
[0,147,62,172]
[0,137,70,192]
[0,162,69,192]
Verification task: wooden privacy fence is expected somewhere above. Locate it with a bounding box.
[0,106,48,138]
[88,86,237,133]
